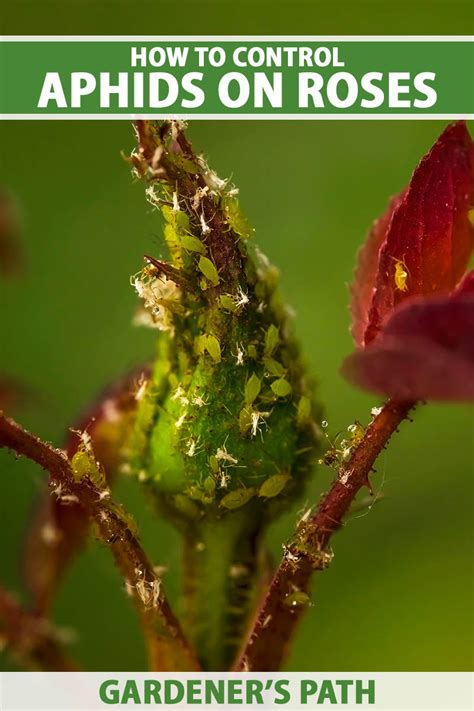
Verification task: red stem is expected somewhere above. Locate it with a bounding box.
[0,413,200,671]
[235,399,415,671]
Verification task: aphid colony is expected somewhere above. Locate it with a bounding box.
[124,122,321,525]
[120,121,322,668]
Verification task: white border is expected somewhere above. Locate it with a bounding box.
[1,671,473,710]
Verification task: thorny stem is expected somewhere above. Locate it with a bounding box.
[0,585,78,670]
[0,413,201,671]
[134,120,245,289]
[235,399,415,671]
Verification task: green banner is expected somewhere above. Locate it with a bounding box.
[1,37,473,117]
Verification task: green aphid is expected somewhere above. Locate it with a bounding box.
[71,448,91,480]
[161,204,175,224]
[297,396,312,427]
[244,373,261,405]
[263,357,286,377]
[271,377,292,398]
[163,223,184,266]
[220,487,255,510]
[264,324,279,357]
[219,294,238,312]
[258,473,291,499]
[247,344,258,359]
[187,485,213,504]
[196,334,221,363]
[180,233,207,255]
[198,256,220,286]
[238,406,253,435]
[222,195,253,240]
[161,204,190,231]
[71,446,105,488]
[284,591,311,608]
[203,476,216,496]
[205,335,221,363]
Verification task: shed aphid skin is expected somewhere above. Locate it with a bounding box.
[234,343,245,366]
[200,211,211,235]
[191,186,210,210]
[126,120,322,670]
[234,286,250,310]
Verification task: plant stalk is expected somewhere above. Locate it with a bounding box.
[235,399,415,671]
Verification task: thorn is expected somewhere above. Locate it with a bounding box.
[143,255,188,288]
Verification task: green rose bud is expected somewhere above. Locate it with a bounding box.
[125,120,322,669]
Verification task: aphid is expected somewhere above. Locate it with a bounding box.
[264,324,279,357]
[186,438,197,457]
[145,185,160,207]
[172,384,189,406]
[195,333,221,363]
[175,413,187,429]
[318,426,343,468]
[191,185,209,210]
[180,233,206,255]
[220,487,255,510]
[320,447,339,467]
[218,471,231,489]
[339,469,351,486]
[234,286,249,309]
[192,395,208,408]
[283,546,301,570]
[222,195,253,239]
[250,410,271,439]
[202,167,228,193]
[271,377,292,398]
[197,256,220,286]
[258,473,291,499]
[284,591,310,608]
[215,444,239,465]
[245,373,262,405]
[136,578,161,609]
[200,211,211,235]
[393,258,409,292]
[132,270,181,333]
[347,420,365,446]
[233,343,245,366]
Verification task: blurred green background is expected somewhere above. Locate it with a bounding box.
[1,0,473,673]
